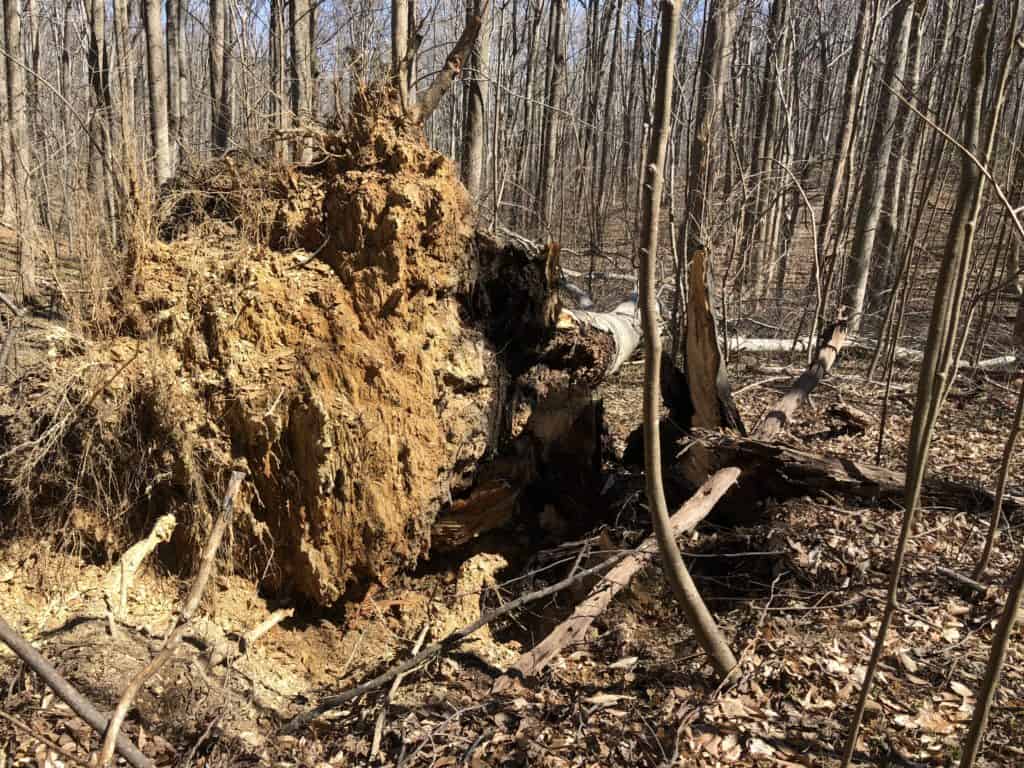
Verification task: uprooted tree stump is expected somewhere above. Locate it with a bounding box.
[0,90,638,606]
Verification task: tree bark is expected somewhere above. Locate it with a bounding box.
[166,0,181,168]
[269,0,287,159]
[3,0,36,302]
[391,0,411,111]
[291,0,313,162]
[142,0,171,185]
[460,0,490,199]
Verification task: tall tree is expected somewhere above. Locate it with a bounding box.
[3,0,36,302]
[166,0,182,165]
[143,0,171,185]
[840,0,913,334]
[291,0,313,162]
[269,0,287,159]
[461,0,491,200]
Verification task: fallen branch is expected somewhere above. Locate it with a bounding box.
[0,709,93,768]
[936,566,990,596]
[98,471,244,767]
[282,543,644,733]
[104,513,177,618]
[0,616,153,768]
[370,622,429,759]
[207,607,294,668]
[492,467,741,692]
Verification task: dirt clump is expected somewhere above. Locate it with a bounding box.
[0,91,500,605]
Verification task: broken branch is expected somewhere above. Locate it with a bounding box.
[406,15,483,124]
[98,471,244,767]
[0,616,153,768]
[754,318,848,440]
[492,467,741,691]
[282,544,643,733]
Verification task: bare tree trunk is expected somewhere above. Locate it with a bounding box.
[0,11,11,225]
[461,0,491,199]
[391,0,410,111]
[112,0,134,152]
[269,0,287,160]
[3,0,37,302]
[682,0,738,431]
[209,0,228,153]
[142,0,171,185]
[840,0,913,334]
[166,0,181,168]
[291,0,313,162]
[640,0,737,681]
[537,0,566,231]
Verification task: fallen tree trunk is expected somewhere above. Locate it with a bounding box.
[704,434,1023,516]
[753,319,848,440]
[729,336,1017,372]
[492,467,740,691]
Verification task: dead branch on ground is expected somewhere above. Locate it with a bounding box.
[98,470,244,767]
[282,543,648,733]
[0,616,154,768]
[492,467,741,691]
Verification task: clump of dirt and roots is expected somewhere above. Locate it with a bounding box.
[0,89,496,605]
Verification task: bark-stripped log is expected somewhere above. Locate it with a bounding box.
[729,336,1016,372]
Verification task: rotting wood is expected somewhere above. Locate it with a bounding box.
[0,616,154,768]
[492,467,741,691]
[704,434,1023,516]
[98,471,244,767]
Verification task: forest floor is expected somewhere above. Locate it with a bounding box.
[2,344,1023,767]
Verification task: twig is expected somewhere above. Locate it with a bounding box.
[98,471,245,766]
[0,709,93,768]
[0,289,25,317]
[282,546,641,733]
[0,616,153,768]
[207,607,294,668]
[370,622,430,759]
[936,566,990,596]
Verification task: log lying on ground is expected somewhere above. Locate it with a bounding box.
[753,319,848,440]
[729,336,1017,372]
[705,434,1023,516]
[491,467,741,692]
